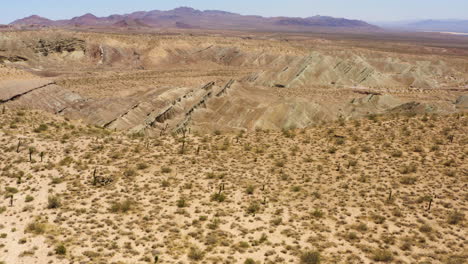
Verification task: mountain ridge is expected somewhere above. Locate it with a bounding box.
[376,19,468,33]
[10,7,379,31]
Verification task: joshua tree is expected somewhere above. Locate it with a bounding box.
[427,197,433,211]
[93,168,98,186]
[16,139,21,153]
[29,147,36,162]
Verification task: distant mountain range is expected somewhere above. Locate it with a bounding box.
[377,19,468,33]
[10,7,379,31]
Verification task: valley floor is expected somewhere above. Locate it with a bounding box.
[0,109,466,264]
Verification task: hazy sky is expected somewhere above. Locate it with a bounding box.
[2,0,467,24]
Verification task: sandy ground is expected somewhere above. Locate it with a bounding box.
[0,109,466,264]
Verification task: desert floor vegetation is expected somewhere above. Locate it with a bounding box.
[0,110,466,264]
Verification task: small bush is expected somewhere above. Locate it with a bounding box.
[399,164,417,174]
[47,195,61,209]
[300,250,321,264]
[33,124,48,133]
[391,150,403,158]
[26,220,46,235]
[291,186,301,192]
[109,199,133,213]
[161,167,172,173]
[188,247,204,260]
[246,185,255,195]
[311,209,324,218]
[123,168,136,177]
[328,147,337,154]
[55,244,66,255]
[177,197,187,208]
[447,211,465,225]
[372,214,386,224]
[244,258,256,264]
[400,176,417,185]
[372,249,393,262]
[247,202,260,215]
[25,195,34,202]
[419,224,432,233]
[5,187,18,194]
[211,192,226,202]
[136,163,149,170]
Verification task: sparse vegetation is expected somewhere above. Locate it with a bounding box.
[300,250,321,264]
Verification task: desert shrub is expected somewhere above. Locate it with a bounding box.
[275,160,285,167]
[161,167,172,173]
[5,187,18,194]
[348,160,358,167]
[419,224,432,233]
[430,145,440,151]
[371,249,393,262]
[123,168,136,177]
[443,159,456,167]
[25,220,46,234]
[246,185,255,195]
[59,156,73,166]
[336,138,345,145]
[400,176,417,184]
[136,163,149,170]
[247,202,260,215]
[33,124,48,133]
[25,195,34,202]
[443,169,456,177]
[399,164,417,174]
[188,247,204,260]
[447,211,465,225]
[211,192,226,202]
[391,150,403,158]
[413,146,424,152]
[244,258,256,264]
[282,129,295,138]
[161,179,170,187]
[355,223,368,232]
[416,195,432,203]
[47,195,61,209]
[55,244,66,255]
[109,199,133,213]
[177,197,187,208]
[311,209,324,218]
[372,214,386,224]
[349,147,358,155]
[347,232,359,240]
[300,250,321,264]
[446,255,466,264]
[239,241,250,248]
[291,186,301,192]
[327,147,337,154]
[271,217,282,226]
[207,218,220,230]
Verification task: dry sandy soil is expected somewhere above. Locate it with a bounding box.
[0,28,467,264]
[0,109,466,264]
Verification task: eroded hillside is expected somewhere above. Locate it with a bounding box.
[0,30,467,133]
